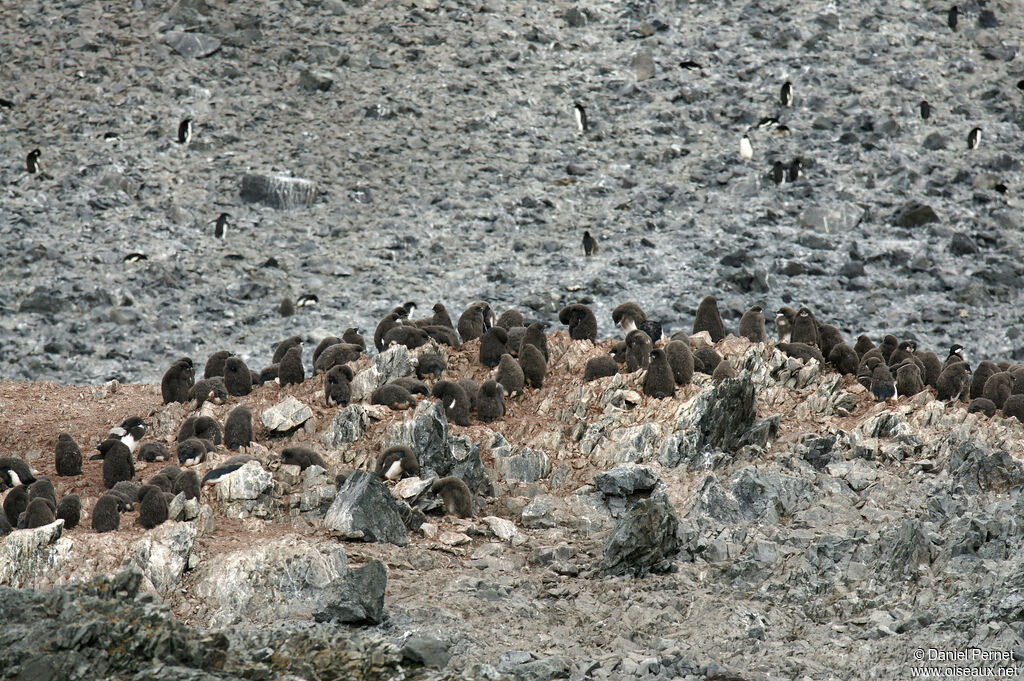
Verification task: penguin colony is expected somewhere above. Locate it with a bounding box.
[3,290,1022,540]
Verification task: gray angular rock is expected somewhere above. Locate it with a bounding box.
[214,460,272,502]
[599,493,680,576]
[594,422,663,464]
[313,559,387,624]
[894,202,939,227]
[240,173,317,209]
[947,440,1024,494]
[19,286,64,314]
[0,520,69,588]
[798,203,865,233]
[401,635,451,669]
[447,436,492,496]
[593,463,658,496]
[323,470,409,546]
[659,376,756,468]
[321,405,369,448]
[128,521,197,597]
[350,345,414,401]
[259,396,312,432]
[191,538,348,627]
[521,495,557,529]
[491,446,550,483]
[631,48,655,80]
[299,68,334,91]
[164,31,222,59]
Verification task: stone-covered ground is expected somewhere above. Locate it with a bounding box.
[2,329,1024,680]
[2,0,1024,384]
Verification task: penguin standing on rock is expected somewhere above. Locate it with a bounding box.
[161,357,195,404]
[612,302,646,333]
[479,327,510,368]
[573,102,588,134]
[521,322,549,361]
[780,81,794,107]
[224,357,253,396]
[324,365,354,407]
[624,330,653,372]
[870,362,896,401]
[582,230,598,256]
[431,477,474,518]
[790,308,819,347]
[518,344,547,389]
[738,305,766,343]
[278,345,305,387]
[693,295,726,342]
[26,148,41,174]
[559,304,598,342]
[177,118,193,145]
[643,349,675,399]
[967,127,981,150]
[432,381,472,426]
[664,341,694,385]
[496,354,525,396]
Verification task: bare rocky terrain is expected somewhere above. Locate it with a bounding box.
[2,0,1024,385]
[2,331,1024,680]
[3,0,1024,679]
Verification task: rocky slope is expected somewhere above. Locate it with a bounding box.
[2,0,1024,385]
[2,331,1024,680]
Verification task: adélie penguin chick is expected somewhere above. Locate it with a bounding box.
[642,349,675,399]
[477,380,506,423]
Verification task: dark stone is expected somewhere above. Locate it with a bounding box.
[737,415,780,449]
[593,464,658,496]
[799,434,838,470]
[922,133,948,150]
[977,9,999,28]
[699,377,757,452]
[894,202,939,227]
[599,493,680,576]
[400,635,451,669]
[19,287,64,314]
[298,69,333,92]
[839,261,866,278]
[313,560,387,624]
[323,471,409,546]
[949,233,979,255]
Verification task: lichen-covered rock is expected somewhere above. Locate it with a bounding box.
[658,376,756,469]
[191,538,348,627]
[260,396,313,432]
[215,460,273,502]
[128,521,197,597]
[350,345,415,402]
[0,521,70,588]
[491,446,551,483]
[240,173,317,208]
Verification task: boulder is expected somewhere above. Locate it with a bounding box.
[599,494,680,576]
[323,471,409,546]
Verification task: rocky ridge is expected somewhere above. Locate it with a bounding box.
[2,331,1024,680]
